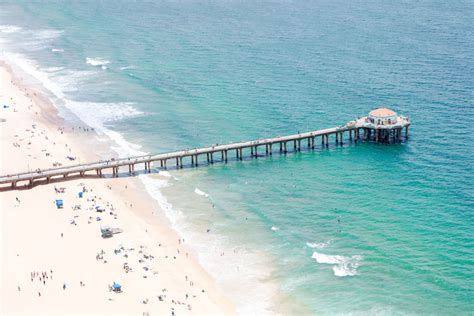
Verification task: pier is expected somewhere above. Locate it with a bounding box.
[0,108,409,189]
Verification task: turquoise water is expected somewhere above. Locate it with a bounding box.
[1,1,473,314]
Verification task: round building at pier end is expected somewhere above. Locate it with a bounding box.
[368,107,398,126]
[352,107,411,143]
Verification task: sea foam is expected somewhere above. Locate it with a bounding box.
[23,29,64,51]
[86,57,110,67]
[306,241,330,249]
[140,174,275,315]
[194,188,209,198]
[138,174,183,226]
[3,52,67,99]
[32,29,63,40]
[0,25,22,33]
[158,170,172,177]
[64,100,146,157]
[0,25,64,52]
[3,52,146,157]
[312,251,362,277]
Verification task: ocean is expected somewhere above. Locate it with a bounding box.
[1,0,473,314]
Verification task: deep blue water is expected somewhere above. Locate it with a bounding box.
[1,1,473,314]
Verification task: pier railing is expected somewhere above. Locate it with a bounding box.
[0,121,409,189]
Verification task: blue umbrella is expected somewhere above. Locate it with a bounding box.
[55,199,63,208]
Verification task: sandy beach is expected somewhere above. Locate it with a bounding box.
[0,63,236,315]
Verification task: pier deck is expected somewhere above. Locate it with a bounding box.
[0,114,410,189]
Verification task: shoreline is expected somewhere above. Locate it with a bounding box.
[2,2,472,313]
[0,61,237,314]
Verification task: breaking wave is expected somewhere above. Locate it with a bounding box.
[0,25,22,33]
[306,241,331,249]
[2,52,146,157]
[86,57,110,67]
[312,252,362,277]
[194,188,209,198]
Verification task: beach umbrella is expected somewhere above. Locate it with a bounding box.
[55,199,64,208]
[112,282,121,290]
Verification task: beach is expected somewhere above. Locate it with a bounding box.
[1,1,474,314]
[0,63,236,315]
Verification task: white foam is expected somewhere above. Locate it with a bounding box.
[0,26,63,52]
[158,171,172,177]
[138,174,182,225]
[22,29,64,51]
[271,226,279,231]
[51,48,64,52]
[139,172,275,315]
[54,69,97,93]
[86,57,110,67]
[32,29,63,40]
[194,188,209,198]
[119,65,135,70]
[2,53,146,157]
[106,128,146,157]
[0,25,22,33]
[306,241,330,249]
[65,100,143,124]
[64,100,146,157]
[3,54,98,105]
[3,52,66,99]
[43,66,65,73]
[312,252,362,277]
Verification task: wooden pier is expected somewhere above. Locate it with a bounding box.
[0,108,410,189]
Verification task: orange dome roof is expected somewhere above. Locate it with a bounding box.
[369,107,397,117]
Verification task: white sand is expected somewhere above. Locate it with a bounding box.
[0,64,236,315]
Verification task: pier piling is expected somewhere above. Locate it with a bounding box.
[0,107,410,189]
